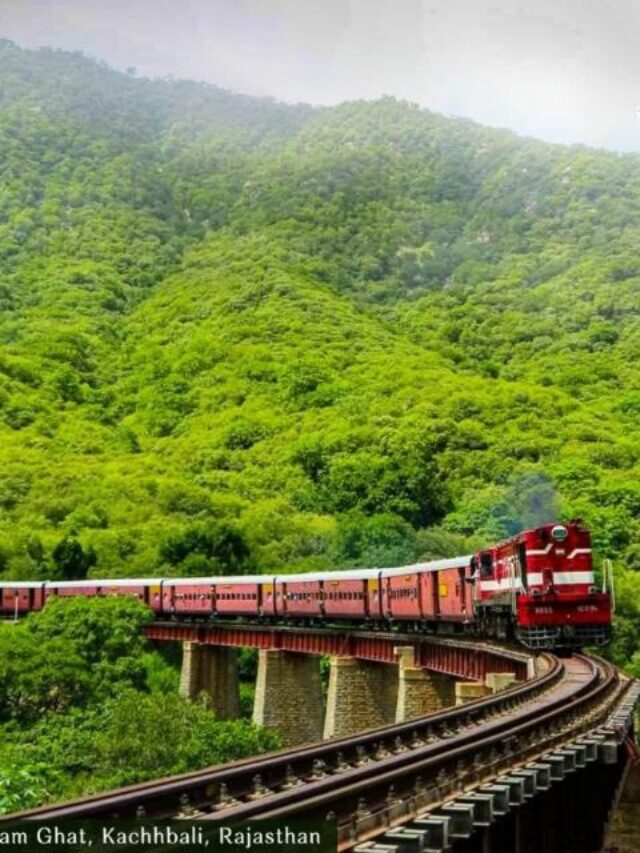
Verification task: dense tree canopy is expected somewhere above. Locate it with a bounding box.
[0,41,639,665]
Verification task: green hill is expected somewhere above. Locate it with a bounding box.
[2,40,640,667]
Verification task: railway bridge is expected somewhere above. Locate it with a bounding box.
[149,622,533,745]
[9,620,639,853]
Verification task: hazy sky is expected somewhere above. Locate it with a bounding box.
[1,0,639,151]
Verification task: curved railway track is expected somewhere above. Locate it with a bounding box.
[225,655,625,849]
[6,653,560,822]
[7,650,626,832]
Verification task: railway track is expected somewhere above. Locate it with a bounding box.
[227,654,626,850]
[7,652,559,822]
[6,651,631,852]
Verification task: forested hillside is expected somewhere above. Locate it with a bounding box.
[1,39,640,668]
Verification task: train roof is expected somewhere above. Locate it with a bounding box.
[166,576,275,586]
[46,576,277,588]
[277,568,380,583]
[3,559,473,591]
[274,558,472,583]
[380,557,472,577]
[490,520,589,551]
[46,578,162,588]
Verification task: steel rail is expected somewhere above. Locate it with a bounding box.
[334,655,625,851]
[197,655,607,824]
[201,656,621,852]
[7,653,559,821]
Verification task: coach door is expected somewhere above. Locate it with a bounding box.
[431,571,440,617]
[382,577,392,620]
[458,567,469,616]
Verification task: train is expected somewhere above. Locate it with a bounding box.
[0,521,612,650]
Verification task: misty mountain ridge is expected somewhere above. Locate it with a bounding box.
[1,37,640,653]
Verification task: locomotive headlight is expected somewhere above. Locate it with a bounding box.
[551,525,568,542]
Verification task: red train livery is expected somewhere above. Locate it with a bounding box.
[0,521,612,650]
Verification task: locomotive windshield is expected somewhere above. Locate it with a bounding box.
[518,542,528,587]
[480,552,492,578]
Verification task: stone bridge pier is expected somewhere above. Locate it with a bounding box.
[252,649,325,744]
[175,636,523,747]
[323,655,398,739]
[179,641,240,718]
[394,645,457,722]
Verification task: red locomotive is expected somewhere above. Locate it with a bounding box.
[472,520,611,648]
[0,521,612,650]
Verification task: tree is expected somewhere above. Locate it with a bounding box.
[90,691,279,784]
[26,597,153,700]
[0,626,89,721]
[334,512,418,567]
[159,523,252,574]
[51,538,97,581]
